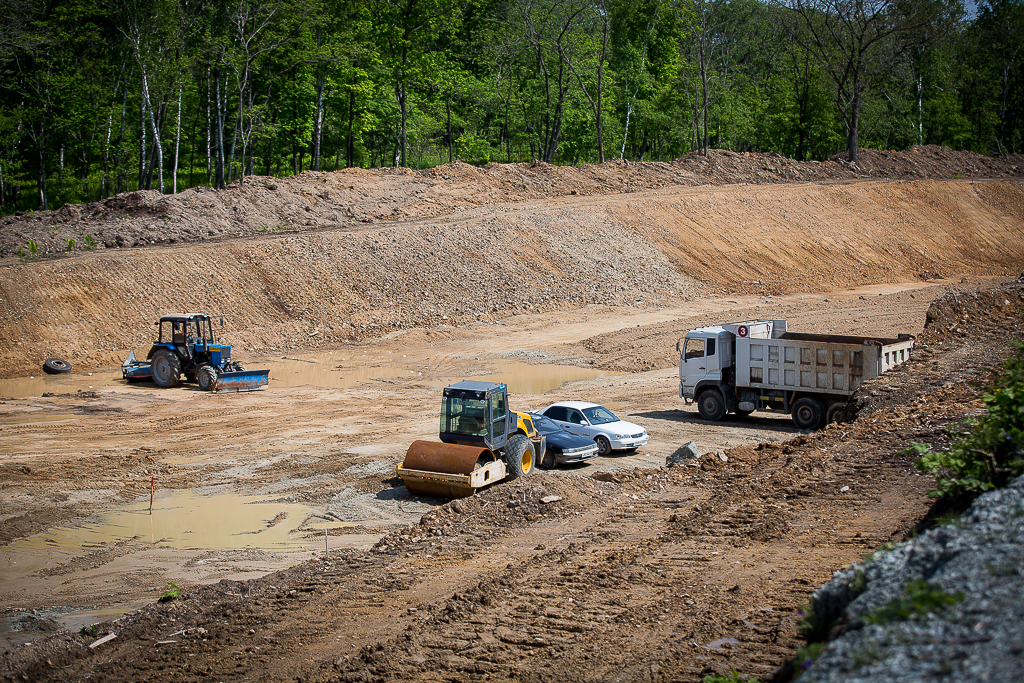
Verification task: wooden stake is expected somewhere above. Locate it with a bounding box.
[149,476,155,515]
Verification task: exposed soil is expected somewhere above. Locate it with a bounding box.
[1,147,1024,682]
[2,145,1022,261]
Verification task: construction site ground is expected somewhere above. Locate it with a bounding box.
[1,147,1024,682]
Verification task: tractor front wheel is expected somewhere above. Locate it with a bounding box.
[503,434,535,480]
[197,365,219,392]
[151,349,181,388]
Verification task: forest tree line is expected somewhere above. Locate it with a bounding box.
[0,0,1021,213]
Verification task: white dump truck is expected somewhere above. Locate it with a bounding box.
[678,319,914,429]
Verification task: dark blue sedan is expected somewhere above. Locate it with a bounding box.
[528,413,599,468]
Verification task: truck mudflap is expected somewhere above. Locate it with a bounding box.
[214,368,269,392]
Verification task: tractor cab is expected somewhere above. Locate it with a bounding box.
[150,314,231,367]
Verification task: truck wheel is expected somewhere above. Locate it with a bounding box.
[197,365,219,392]
[503,434,535,480]
[696,388,726,421]
[826,402,848,425]
[151,349,181,388]
[792,397,825,430]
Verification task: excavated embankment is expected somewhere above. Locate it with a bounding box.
[1,177,1023,378]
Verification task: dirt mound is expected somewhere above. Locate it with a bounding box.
[2,145,1021,260]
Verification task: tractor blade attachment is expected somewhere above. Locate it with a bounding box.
[214,368,269,393]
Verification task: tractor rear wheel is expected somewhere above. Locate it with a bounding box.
[151,349,181,388]
[197,365,219,392]
[503,434,535,480]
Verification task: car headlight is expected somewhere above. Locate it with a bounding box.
[614,434,626,439]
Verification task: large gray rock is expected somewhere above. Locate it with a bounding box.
[797,475,1024,682]
[666,441,701,467]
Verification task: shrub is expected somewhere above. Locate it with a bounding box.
[861,579,963,625]
[911,340,1024,496]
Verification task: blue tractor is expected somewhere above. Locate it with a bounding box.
[123,313,268,392]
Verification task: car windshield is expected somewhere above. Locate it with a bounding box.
[528,414,562,435]
[582,405,618,425]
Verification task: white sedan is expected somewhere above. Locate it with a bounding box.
[536,401,649,456]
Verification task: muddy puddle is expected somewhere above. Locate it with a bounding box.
[12,491,324,553]
[0,351,608,397]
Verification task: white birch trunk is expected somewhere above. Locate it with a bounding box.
[173,85,182,194]
[141,69,164,194]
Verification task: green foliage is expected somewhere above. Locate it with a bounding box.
[28,239,38,258]
[862,540,898,562]
[702,671,749,683]
[0,0,1020,213]
[65,238,75,251]
[861,579,964,625]
[793,642,827,676]
[83,234,95,250]
[158,581,181,603]
[911,340,1024,496]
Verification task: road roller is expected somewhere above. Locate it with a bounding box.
[397,381,544,498]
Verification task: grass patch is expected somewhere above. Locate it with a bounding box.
[861,579,963,625]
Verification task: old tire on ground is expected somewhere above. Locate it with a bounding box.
[196,365,219,392]
[826,402,848,425]
[150,349,182,388]
[594,435,612,456]
[697,388,727,421]
[503,434,535,480]
[792,397,825,430]
[43,358,72,374]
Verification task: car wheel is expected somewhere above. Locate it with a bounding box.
[151,349,181,388]
[197,365,219,392]
[792,397,825,430]
[696,388,726,421]
[43,358,73,374]
[594,435,611,457]
[503,434,535,479]
[540,448,555,469]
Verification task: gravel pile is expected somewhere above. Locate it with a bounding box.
[798,475,1024,682]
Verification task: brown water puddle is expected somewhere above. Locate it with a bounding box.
[0,353,607,397]
[12,491,324,554]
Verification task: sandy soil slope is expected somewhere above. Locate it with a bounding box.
[1,178,1022,378]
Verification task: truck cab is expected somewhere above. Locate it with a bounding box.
[678,326,729,401]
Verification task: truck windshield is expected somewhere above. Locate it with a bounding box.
[441,396,488,437]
